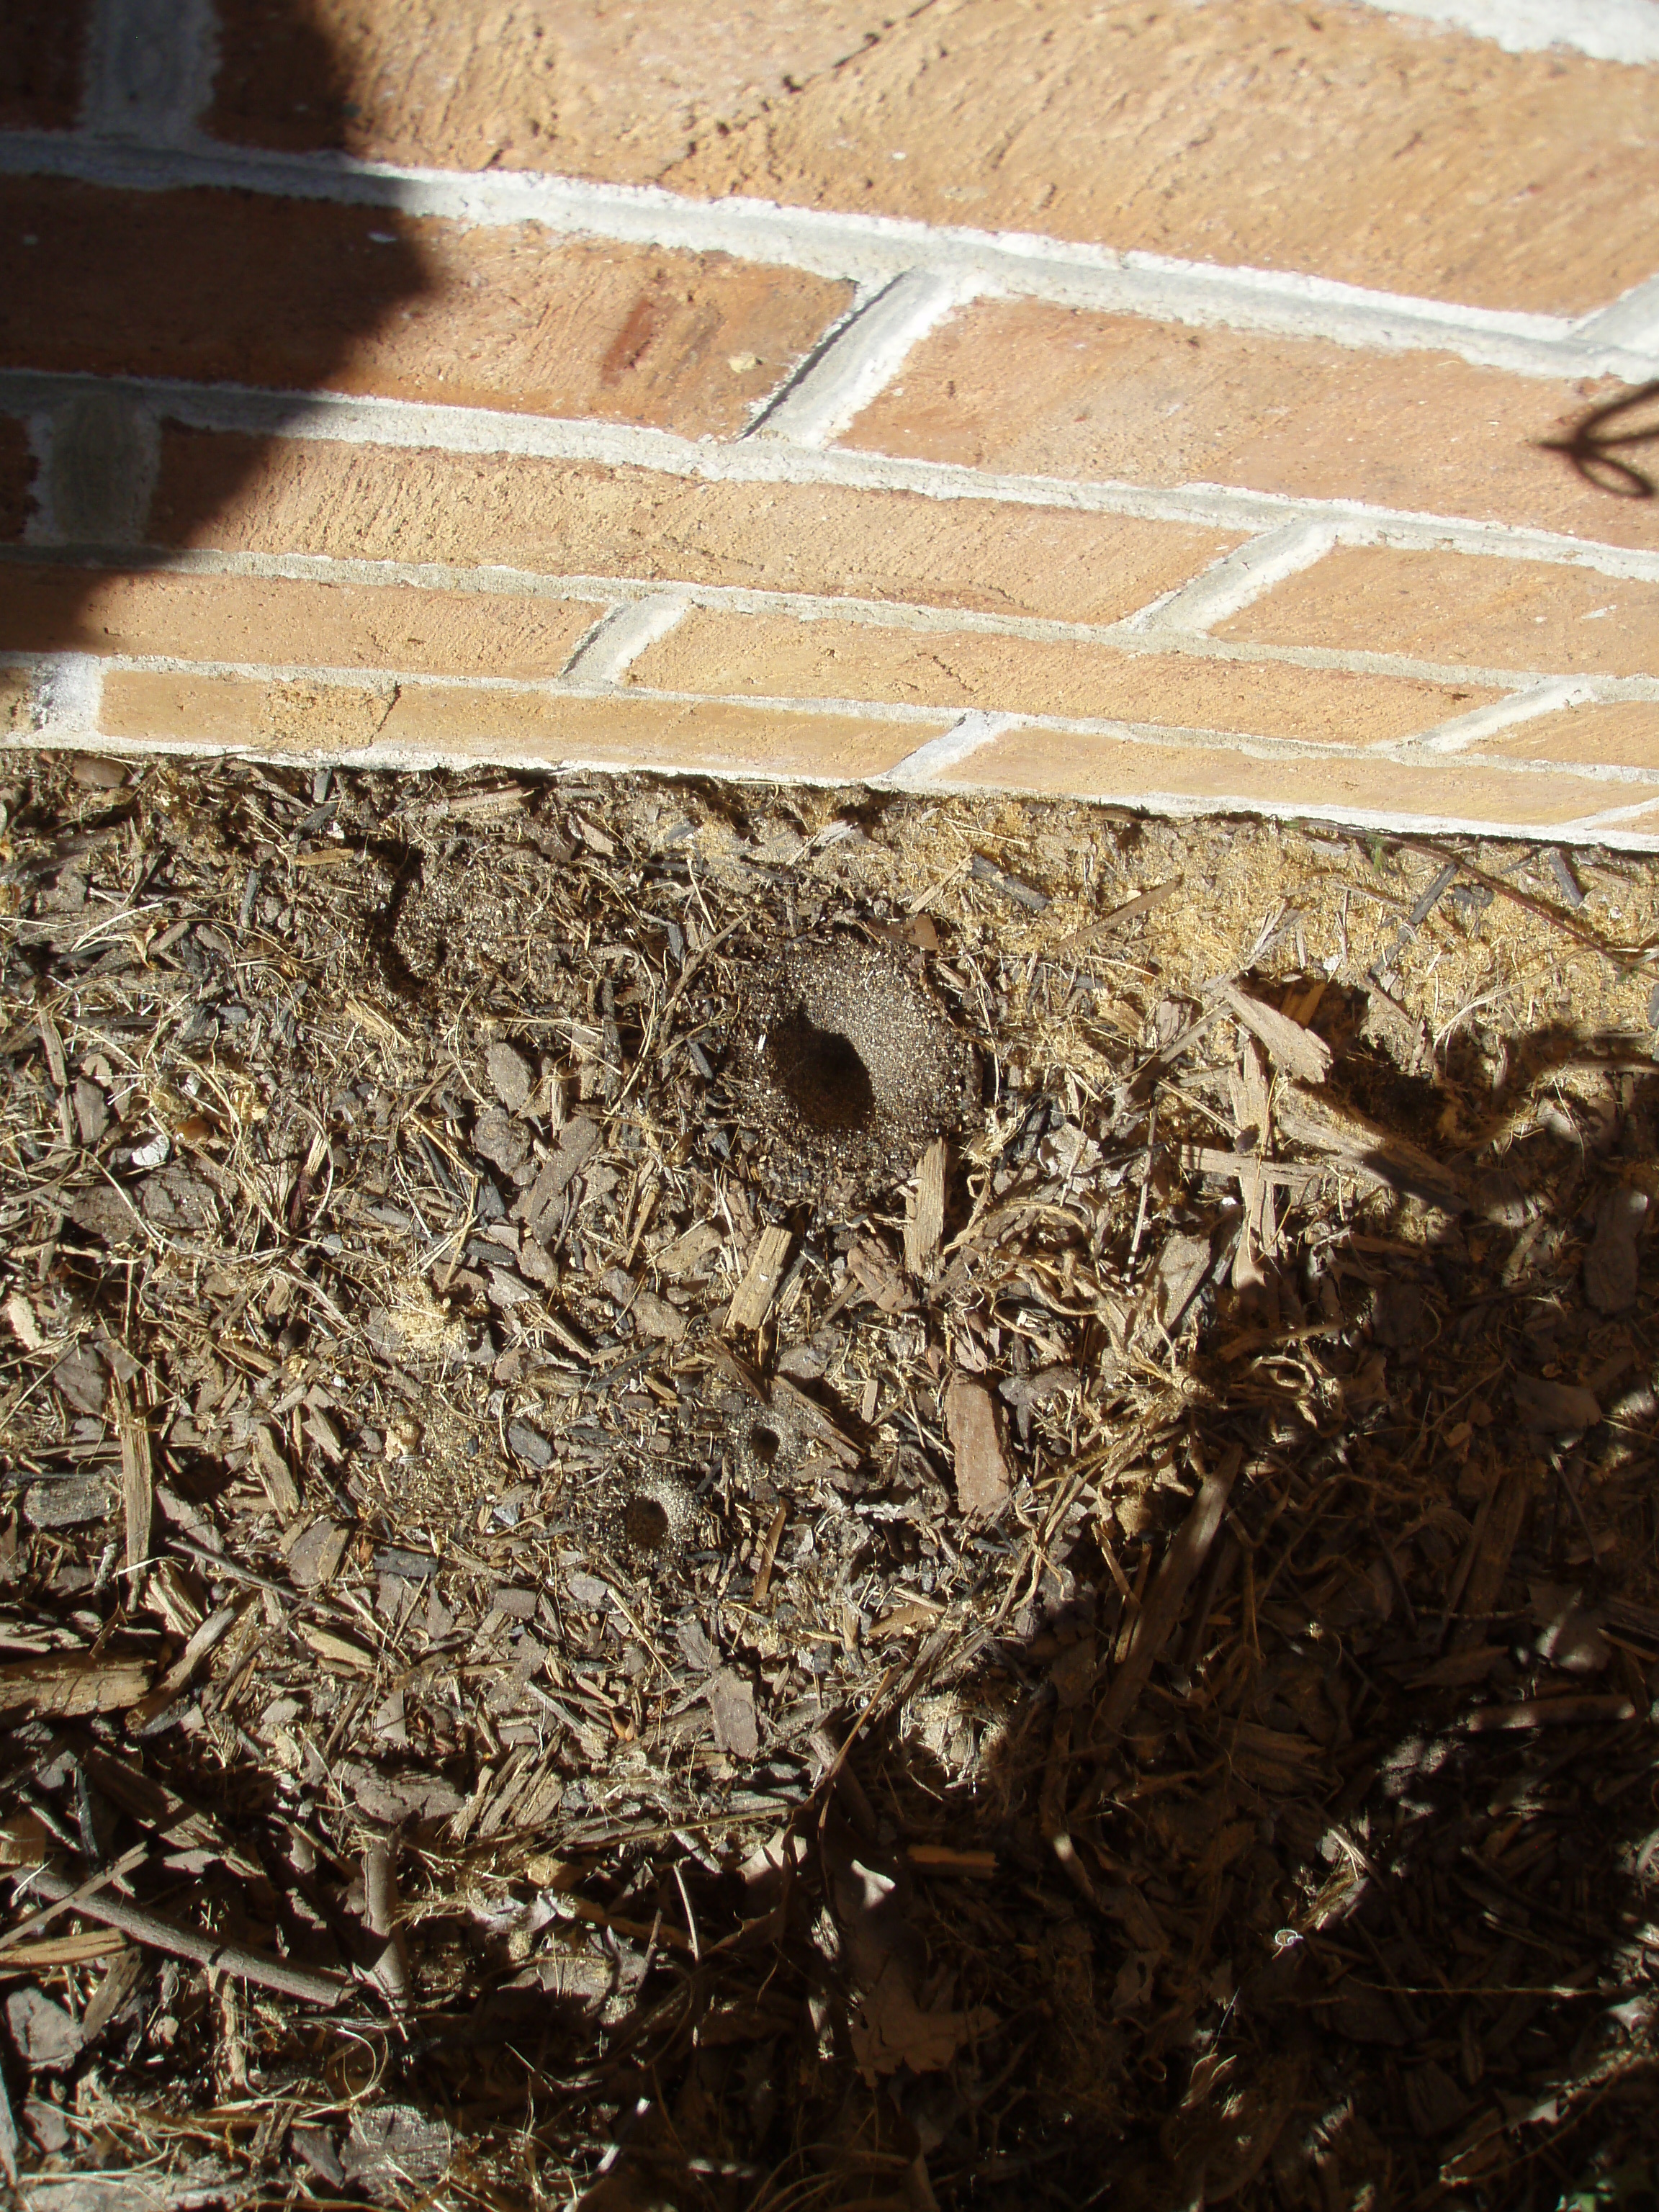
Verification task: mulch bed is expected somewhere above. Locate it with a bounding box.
[1,750,1658,2212]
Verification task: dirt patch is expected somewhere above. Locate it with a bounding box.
[1,755,1658,2210]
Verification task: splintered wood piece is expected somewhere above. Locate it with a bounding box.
[0,1655,151,1717]
[125,1603,240,1730]
[1275,1082,1466,1213]
[1218,981,1332,1084]
[1450,1465,1537,1650]
[904,1138,949,1275]
[113,1378,153,1594]
[752,1503,788,1606]
[726,1223,793,1333]
[1097,1444,1242,1741]
[944,1376,1011,1519]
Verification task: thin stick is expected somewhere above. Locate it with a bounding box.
[23,1868,350,2008]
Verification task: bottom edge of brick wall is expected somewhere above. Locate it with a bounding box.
[6,727,1658,854]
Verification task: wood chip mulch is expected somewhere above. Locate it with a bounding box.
[2,752,1658,2212]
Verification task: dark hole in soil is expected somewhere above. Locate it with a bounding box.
[624,1496,671,1550]
[750,1424,783,1465]
[765,1007,876,1133]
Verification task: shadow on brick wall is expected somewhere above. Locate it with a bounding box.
[0,0,431,649]
[1541,380,1659,501]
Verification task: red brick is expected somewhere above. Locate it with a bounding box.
[0,0,89,131]
[935,726,1636,828]
[630,610,1499,745]
[208,0,1659,316]
[0,417,37,542]
[0,179,848,436]
[148,428,1240,627]
[1221,547,1659,679]
[845,305,1659,554]
[100,670,936,781]
[0,567,596,680]
[1465,701,1659,773]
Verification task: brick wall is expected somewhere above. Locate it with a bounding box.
[2,0,1657,843]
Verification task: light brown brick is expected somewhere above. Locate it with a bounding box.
[0,1,89,130]
[148,428,1241,627]
[0,418,37,543]
[209,0,1659,315]
[0,179,846,436]
[0,567,596,680]
[1465,701,1659,773]
[1220,547,1659,678]
[932,727,1637,828]
[100,671,936,780]
[630,611,1498,745]
[847,305,1659,554]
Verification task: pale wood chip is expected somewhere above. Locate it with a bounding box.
[904,1137,949,1275]
[0,1655,152,1717]
[726,1223,792,1333]
[1218,981,1332,1084]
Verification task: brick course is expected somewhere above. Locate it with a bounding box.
[0,418,36,542]
[1465,701,1659,771]
[100,670,938,781]
[0,181,846,433]
[205,0,1659,315]
[146,430,1243,626]
[0,567,597,680]
[845,306,1659,552]
[631,611,1501,745]
[1221,547,1659,678]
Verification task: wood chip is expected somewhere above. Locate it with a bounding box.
[1217,981,1332,1084]
[904,1137,948,1275]
[0,1655,151,1717]
[943,1375,1011,1518]
[1097,1444,1242,1743]
[726,1223,792,1333]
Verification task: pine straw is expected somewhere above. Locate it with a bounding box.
[1,752,1658,2212]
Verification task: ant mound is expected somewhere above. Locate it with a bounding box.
[736,936,971,1204]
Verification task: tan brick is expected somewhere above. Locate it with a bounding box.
[0,418,36,543]
[1221,547,1659,678]
[845,305,1659,554]
[0,1,89,130]
[210,0,1659,315]
[631,611,1498,745]
[0,567,596,680]
[935,727,1637,828]
[101,671,936,781]
[148,428,1241,627]
[0,179,846,436]
[1465,701,1659,773]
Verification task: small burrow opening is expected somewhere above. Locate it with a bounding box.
[765,1008,876,1134]
[623,1495,671,1551]
[749,1423,783,1465]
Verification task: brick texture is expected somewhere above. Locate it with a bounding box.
[147,429,1242,626]
[1221,547,1659,678]
[100,670,937,780]
[207,0,1659,315]
[845,305,1659,554]
[0,0,89,131]
[933,727,1632,828]
[1,667,35,737]
[0,418,37,543]
[0,181,847,433]
[0,567,597,680]
[1464,701,1659,772]
[630,611,1500,745]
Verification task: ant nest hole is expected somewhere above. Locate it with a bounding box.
[616,1474,696,1560]
[738,936,971,1202]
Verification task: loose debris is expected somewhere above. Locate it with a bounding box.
[1,757,1658,2208]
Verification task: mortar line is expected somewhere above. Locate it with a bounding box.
[745,270,973,449]
[1120,521,1340,635]
[7,541,1657,700]
[1,130,1655,381]
[558,595,691,685]
[881,715,1017,786]
[12,649,1655,790]
[1401,678,1600,755]
[4,369,1655,581]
